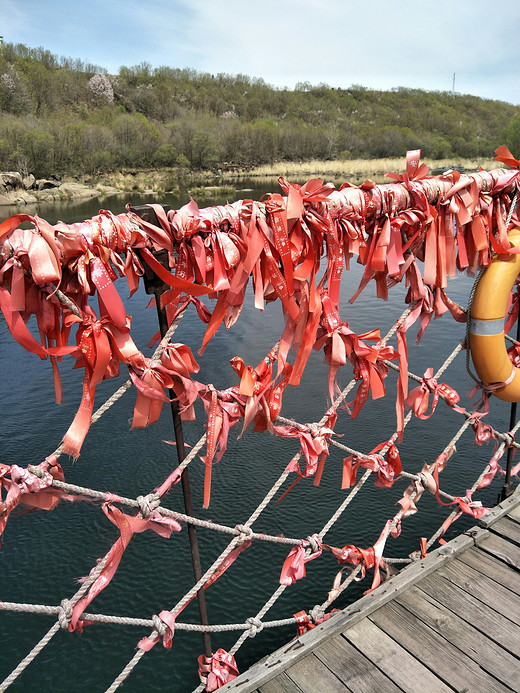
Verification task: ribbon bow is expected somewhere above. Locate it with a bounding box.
[274,423,334,479]
[129,342,199,430]
[138,610,177,651]
[61,312,123,457]
[406,368,460,419]
[342,440,402,490]
[386,149,430,186]
[196,384,248,507]
[326,518,395,592]
[293,609,339,636]
[437,489,490,543]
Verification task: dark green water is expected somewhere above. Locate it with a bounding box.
[0,182,512,691]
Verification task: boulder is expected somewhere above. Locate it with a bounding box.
[34,182,99,202]
[0,190,38,205]
[23,174,36,190]
[0,171,106,205]
[55,182,99,199]
[0,172,24,190]
[35,179,60,191]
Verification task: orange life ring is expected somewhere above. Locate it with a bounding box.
[469,227,520,402]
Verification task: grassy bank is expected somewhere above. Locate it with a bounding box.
[90,156,499,195]
[242,156,497,180]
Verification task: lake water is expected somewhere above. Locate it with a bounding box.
[0,181,514,691]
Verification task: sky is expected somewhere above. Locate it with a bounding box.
[2,0,520,105]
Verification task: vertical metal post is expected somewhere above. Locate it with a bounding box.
[498,316,520,503]
[131,205,212,658]
[498,400,517,502]
[154,297,212,658]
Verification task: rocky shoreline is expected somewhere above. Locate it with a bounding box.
[0,171,121,206]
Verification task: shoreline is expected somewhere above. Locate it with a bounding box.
[0,155,498,207]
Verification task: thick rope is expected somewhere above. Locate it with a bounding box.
[2,297,517,692]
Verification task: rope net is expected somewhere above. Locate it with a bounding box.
[1,147,520,691]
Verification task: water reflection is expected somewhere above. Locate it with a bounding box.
[0,181,511,691]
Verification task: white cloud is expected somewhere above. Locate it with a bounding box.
[173,0,520,101]
[1,0,519,102]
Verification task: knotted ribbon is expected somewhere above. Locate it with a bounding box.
[198,649,239,691]
[70,503,181,631]
[280,536,323,586]
[0,458,67,543]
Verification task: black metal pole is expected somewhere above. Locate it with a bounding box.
[498,315,520,503]
[154,296,212,658]
[130,205,212,657]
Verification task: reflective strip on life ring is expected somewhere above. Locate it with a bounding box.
[469,227,520,402]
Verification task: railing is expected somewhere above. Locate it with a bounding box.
[1,149,519,691]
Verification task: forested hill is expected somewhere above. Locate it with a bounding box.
[1,42,520,178]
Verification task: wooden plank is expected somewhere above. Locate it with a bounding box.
[477,488,520,527]
[433,555,520,625]
[313,635,402,693]
[220,531,477,692]
[342,618,453,692]
[284,653,346,692]
[370,599,510,692]
[417,569,520,655]
[491,516,520,544]
[478,531,520,568]
[458,545,520,594]
[258,673,303,693]
[395,584,520,689]
[507,504,520,524]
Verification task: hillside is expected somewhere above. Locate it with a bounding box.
[1,42,519,179]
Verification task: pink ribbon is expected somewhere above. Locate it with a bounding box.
[198,649,239,691]
[70,503,181,631]
[138,610,177,651]
[406,368,461,419]
[280,536,323,585]
[0,458,67,543]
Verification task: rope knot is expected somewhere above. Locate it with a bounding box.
[234,524,253,543]
[137,493,160,518]
[306,534,320,554]
[417,472,429,491]
[28,464,45,479]
[246,617,264,638]
[308,605,325,624]
[152,614,168,637]
[58,599,73,629]
[306,422,320,436]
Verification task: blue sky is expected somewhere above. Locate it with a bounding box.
[3,0,520,104]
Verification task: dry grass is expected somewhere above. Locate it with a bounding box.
[91,156,502,194]
[240,157,498,181]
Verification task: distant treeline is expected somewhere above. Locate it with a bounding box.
[1,42,520,178]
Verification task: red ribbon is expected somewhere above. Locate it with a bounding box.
[0,458,67,543]
[70,503,181,631]
[494,145,520,171]
[138,611,177,651]
[326,518,394,592]
[342,440,402,489]
[274,422,334,480]
[198,649,239,691]
[280,536,323,586]
[437,490,490,543]
[293,609,339,636]
[405,368,460,419]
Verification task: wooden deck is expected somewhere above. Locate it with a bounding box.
[222,490,520,693]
